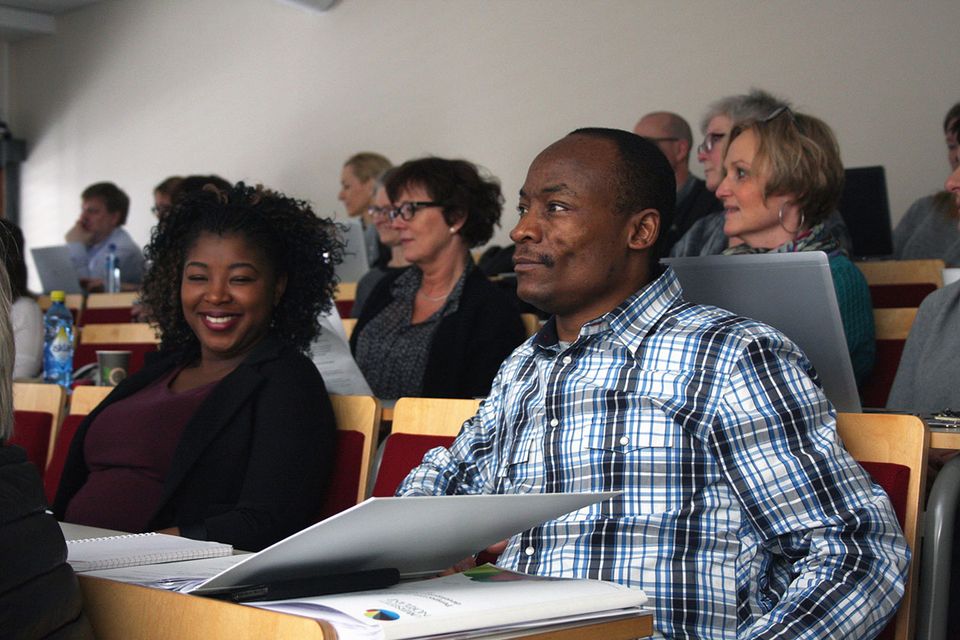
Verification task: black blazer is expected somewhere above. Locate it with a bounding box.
[351,266,526,399]
[53,335,336,552]
[1,445,92,638]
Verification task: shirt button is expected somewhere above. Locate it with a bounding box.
[524,546,535,556]
[550,418,559,427]
[562,356,572,365]
[619,436,630,446]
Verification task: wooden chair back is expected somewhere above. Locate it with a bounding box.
[38,293,84,324]
[325,395,381,509]
[341,318,357,340]
[334,282,357,318]
[856,259,945,287]
[836,412,928,640]
[81,292,140,325]
[520,313,541,338]
[43,385,115,503]
[70,385,114,416]
[12,382,67,467]
[391,397,482,437]
[371,397,482,497]
[860,307,918,408]
[75,323,161,373]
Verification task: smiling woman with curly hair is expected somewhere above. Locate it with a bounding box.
[54,182,343,551]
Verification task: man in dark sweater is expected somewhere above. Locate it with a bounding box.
[634,111,720,253]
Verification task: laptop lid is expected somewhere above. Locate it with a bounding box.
[30,245,83,294]
[662,252,862,413]
[192,492,617,591]
[335,219,369,283]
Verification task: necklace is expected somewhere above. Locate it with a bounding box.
[418,288,452,302]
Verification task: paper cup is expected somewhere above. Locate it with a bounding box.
[96,350,131,386]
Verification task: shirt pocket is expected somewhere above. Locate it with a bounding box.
[582,405,681,515]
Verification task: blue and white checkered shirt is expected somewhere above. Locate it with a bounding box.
[398,268,908,639]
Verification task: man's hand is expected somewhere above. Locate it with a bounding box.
[79,277,105,293]
[65,220,93,245]
[439,539,508,576]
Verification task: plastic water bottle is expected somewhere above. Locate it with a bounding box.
[105,243,121,293]
[43,290,74,390]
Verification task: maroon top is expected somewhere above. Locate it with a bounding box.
[64,368,217,532]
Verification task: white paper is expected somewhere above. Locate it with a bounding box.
[310,305,372,396]
[252,565,647,640]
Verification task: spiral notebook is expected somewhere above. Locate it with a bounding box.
[67,532,233,572]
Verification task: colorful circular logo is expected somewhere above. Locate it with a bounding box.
[364,609,400,621]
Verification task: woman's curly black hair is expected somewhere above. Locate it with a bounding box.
[141,182,343,356]
[385,157,503,248]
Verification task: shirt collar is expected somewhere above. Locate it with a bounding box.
[532,268,683,357]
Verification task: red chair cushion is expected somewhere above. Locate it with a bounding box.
[860,460,910,640]
[335,300,354,318]
[10,410,53,474]
[859,461,910,529]
[317,430,366,520]
[860,340,906,409]
[79,308,134,325]
[371,433,455,497]
[73,342,157,376]
[44,415,86,505]
[869,283,936,308]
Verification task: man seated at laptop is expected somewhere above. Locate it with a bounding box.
[65,182,144,291]
[398,128,907,639]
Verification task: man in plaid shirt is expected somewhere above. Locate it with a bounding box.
[399,128,907,639]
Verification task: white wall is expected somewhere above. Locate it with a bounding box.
[8,0,959,289]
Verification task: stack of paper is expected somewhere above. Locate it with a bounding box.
[253,565,648,640]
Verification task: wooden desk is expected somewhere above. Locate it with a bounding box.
[65,523,652,639]
[77,575,653,639]
[929,426,960,450]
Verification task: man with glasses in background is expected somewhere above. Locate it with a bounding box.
[634,111,720,253]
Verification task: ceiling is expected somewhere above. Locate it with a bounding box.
[0,1,102,42]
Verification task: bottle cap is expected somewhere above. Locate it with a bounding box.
[50,290,65,302]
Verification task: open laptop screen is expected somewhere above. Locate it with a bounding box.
[662,252,861,413]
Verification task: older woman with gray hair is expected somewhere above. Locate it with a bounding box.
[0,266,92,637]
[672,89,851,256]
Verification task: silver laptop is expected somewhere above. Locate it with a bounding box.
[662,252,862,413]
[334,219,369,283]
[31,245,83,294]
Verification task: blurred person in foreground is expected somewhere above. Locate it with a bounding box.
[0,265,93,638]
[54,183,341,551]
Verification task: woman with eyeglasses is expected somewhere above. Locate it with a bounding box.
[351,170,411,319]
[350,157,526,400]
[716,109,875,384]
[672,90,851,257]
